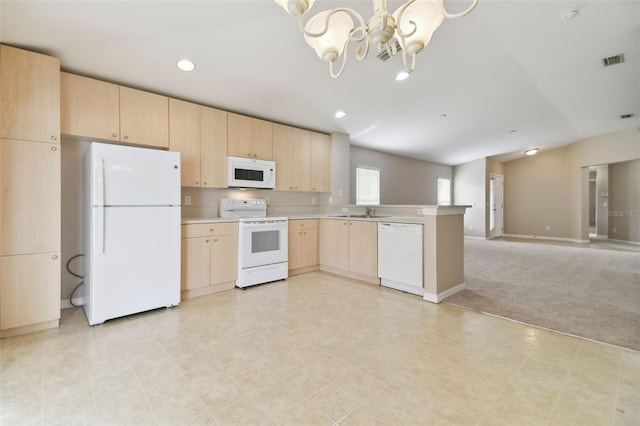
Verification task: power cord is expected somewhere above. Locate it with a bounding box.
[66,254,84,307]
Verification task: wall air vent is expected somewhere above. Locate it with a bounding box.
[620,113,634,119]
[602,53,624,67]
[377,40,402,61]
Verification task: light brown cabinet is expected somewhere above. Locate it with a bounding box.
[0,139,61,256]
[169,99,228,188]
[0,45,61,337]
[288,219,318,274]
[0,253,61,334]
[0,45,60,144]
[181,222,238,299]
[228,113,273,160]
[273,124,312,191]
[61,72,169,149]
[311,132,331,192]
[319,219,378,283]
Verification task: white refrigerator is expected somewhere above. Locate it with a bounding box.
[83,142,181,325]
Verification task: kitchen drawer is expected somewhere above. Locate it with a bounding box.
[290,219,318,232]
[181,222,238,238]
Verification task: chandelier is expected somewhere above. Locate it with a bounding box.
[274,0,478,78]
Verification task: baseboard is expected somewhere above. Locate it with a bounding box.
[464,236,488,240]
[61,297,84,310]
[423,283,466,304]
[608,238,640,246]
[503,234,590,244]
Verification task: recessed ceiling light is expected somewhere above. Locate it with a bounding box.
[524,148,539,156]
[440,113,448,118]
[395,71,409,81]
[509,129,517,134]
[334,110,346,118]
[559,9,577,22]
[176,59,196,72]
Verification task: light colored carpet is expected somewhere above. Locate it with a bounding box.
[444,238,640,351]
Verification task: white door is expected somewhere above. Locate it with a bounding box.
[489,174,504,238]
[89,142,181,206]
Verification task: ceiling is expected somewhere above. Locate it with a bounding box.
[1,1,638,166]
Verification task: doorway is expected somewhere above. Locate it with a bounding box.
[489,174,504,239]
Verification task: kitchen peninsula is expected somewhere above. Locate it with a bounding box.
[183,204,469,304]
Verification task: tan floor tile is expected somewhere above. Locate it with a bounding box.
[97,390,156,426]
[0,407,43,426]
[269,401,333,426]
[306,382,362,422]
[213,399,274,425]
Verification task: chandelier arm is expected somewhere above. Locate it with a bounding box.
[355,37,370,61]
[296,7,367,39]
[401,48,417,73]
[329,40,349,78]
[393,0,418,39]
[443,0,479,19]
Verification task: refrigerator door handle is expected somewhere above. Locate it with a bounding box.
[96,158,106,253]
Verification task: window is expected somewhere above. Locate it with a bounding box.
[356,167,380,205]
[437,177,451,205]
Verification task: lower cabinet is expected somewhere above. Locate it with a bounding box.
[288,219,319,275]
[0,252,61,336]
[181,222,238,299]
[319,219,379,284]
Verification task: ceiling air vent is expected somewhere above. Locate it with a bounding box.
[602,53,624,67]
[377,40,402,62]
[620,113,634,119]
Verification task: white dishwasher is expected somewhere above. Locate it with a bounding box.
[377,222,424,296]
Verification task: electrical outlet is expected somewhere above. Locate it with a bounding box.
[184,195,191,205]
[546,225,550,231]
[328,196,333,204]
[338,189,343,196]
[417,208,423,215]
[342,207,349,212]
[311,197,316,205]
[469,225,474,231]
[613,227,617,233]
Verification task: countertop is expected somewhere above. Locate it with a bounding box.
[181,215,426,225]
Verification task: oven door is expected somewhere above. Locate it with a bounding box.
[238,220,288,268]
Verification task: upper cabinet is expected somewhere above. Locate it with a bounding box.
[227,113,272,160]
[61,72,169,149]
[169,98,228,188]
[273,123,312,191]
[0,45,60,143]
[311,132,331,192]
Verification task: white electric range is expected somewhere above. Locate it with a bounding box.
[219,198,288,288]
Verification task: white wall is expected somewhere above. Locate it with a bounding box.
[453,158,486,238]
[594,165,609,236]
[349,146,452,205]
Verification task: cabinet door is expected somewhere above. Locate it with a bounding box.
[299,228,318,268]
[181,237,210,291]
[201,106,228,188]
[210,233,238,284]
[0,252,60,330]
[273,123,294,190]
[169,99,201,187]
[348,221,378,277]
[120,86,169,148]
[251,117,273,160]
[319,219,348,270]
[292,128,312,191]
[227,113,252,158]
[311,132,331,192]
[288,221,302,269]
[0,139,61,256]
[60,73,120,141]
[0,45,60,144]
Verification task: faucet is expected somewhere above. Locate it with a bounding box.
[365,206,375,218]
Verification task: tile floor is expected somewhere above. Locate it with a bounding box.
[1,271,638,425]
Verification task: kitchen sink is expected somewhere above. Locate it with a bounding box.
[332,214,391,218]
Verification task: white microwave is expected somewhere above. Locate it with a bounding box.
[227,156,276,189]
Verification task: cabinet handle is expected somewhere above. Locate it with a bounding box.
[209,229,214,232]
[52,255,58,260]
[50,146,57,152]
[195,181,199,185]
[214,238,218,242]
[203,182,207,186]
[247,153,252,157]
[50,135,57,141]
[112,133,118,138]
[205,239,209,243]
[123,135,129,140]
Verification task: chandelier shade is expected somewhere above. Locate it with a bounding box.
[274,0,478,78]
